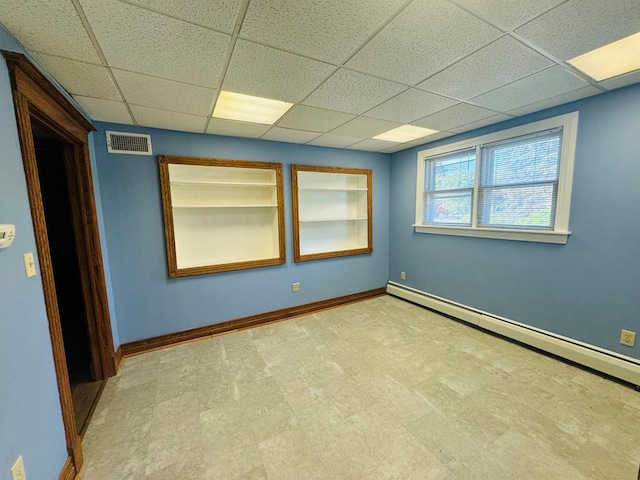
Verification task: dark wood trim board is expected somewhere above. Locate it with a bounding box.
[121,288,386,357]
[57,457,77,480]
[2,50,117,475]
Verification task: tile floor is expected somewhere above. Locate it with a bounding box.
[80,295,640,479]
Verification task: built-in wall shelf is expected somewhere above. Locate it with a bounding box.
[291,164,372,262]
[158,155,286,277]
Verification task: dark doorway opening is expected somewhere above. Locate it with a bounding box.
[32,123,103,435]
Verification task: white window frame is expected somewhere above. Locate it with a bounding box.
[414,112,579,244]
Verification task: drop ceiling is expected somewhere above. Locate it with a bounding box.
[1,0,639,153]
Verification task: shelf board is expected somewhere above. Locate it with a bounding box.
[299,187,367,191]
[299,217,368,222]
[171,180,276,187]
[173,204,278,209]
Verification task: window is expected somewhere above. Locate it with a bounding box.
[415,112,579,244]
[424,148,475,225]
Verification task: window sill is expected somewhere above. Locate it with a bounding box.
[413,224,570,244]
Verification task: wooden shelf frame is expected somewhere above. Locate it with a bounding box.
[291,164,373,262]
[159,155,286,277]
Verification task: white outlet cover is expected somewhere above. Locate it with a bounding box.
[11,455,26,480]
[23,252,36,278]
[620,330,636,347]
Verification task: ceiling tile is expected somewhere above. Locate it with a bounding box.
[130,105,207,133]
[365,89,457,123]
[239,0,406,64]
[206,118,271,138]
[80,0,230,87]
[601,71,640,92]
[223,40,336,103]
[347,139,399,152]
[277,106,355,132]
[73,96,133,124]
[449,113,513,133]
[261,127,322,144]
[450,0,566,30]
[380,143,413,153]
[346,0,501,85]
[0,0,100,62]
[515,0,640,60]
[417,36,553,100]
[507,86,601,117]
[34,53,120,101]
[406,131,457,145]
[330,116,401,138]
[413,103,499,131]
[471,66,589,112]
[112,69,215,116]
[303,69,406,115]
[124,0,241,34]
[307,134,362,149]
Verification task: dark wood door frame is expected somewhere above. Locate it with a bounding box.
[2,51,116,477]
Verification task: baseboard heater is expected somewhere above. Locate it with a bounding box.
[387,281,640,387]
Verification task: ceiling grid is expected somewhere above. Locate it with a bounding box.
[0,0,637,152]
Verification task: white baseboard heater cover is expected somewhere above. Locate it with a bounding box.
[387,282,640,387]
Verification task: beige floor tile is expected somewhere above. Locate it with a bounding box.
[234,466,269,480]
[245,398,299,444]
[79,296,640,480]
[568,440,640,480]
[201,401,262,480]
[316,426,380,478]
[258,427,328,480]
[490,428,589,479]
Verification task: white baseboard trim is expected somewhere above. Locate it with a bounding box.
[387,282,640,386]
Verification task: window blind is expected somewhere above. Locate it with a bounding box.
[478,128,562,229]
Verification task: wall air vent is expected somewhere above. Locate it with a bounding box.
[106,131,152,155]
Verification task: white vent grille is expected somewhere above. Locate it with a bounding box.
[106,131,152,155]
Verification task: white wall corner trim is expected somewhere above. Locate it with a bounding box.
[386,281,640,387]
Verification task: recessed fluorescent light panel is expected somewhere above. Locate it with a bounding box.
[568,31,640,81]
[213,91,293,125]
[373,125,439,143]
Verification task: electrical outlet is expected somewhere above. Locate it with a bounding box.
[292,282,300,293]
[620,329,636,347]
[400,271,406,280]
[11,456,26,480]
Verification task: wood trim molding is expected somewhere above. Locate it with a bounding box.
[158,155,287,277]
[121,288,386,356]
[2,51,93,133]
[57,457,78,480]
[291,164,373,262]
[114,346,124,371]
[2,50,116,474]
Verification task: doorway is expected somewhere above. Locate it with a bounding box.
[32,124,103,435]
[3,50,116,478]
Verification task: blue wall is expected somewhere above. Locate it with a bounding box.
[0,29,68,480]
[93,123,390,343]
[389,83,640,359]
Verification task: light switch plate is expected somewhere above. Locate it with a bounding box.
[23,252,36,278]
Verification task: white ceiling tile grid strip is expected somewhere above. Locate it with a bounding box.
[0,0,638,152]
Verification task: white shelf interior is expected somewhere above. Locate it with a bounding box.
[297,171,367,189]
[296,169,370,257]
[166,162,282,270]
[299,219,368,255]
[173,207,280,268]
[169,163,276,184]
[297,189,368,221]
